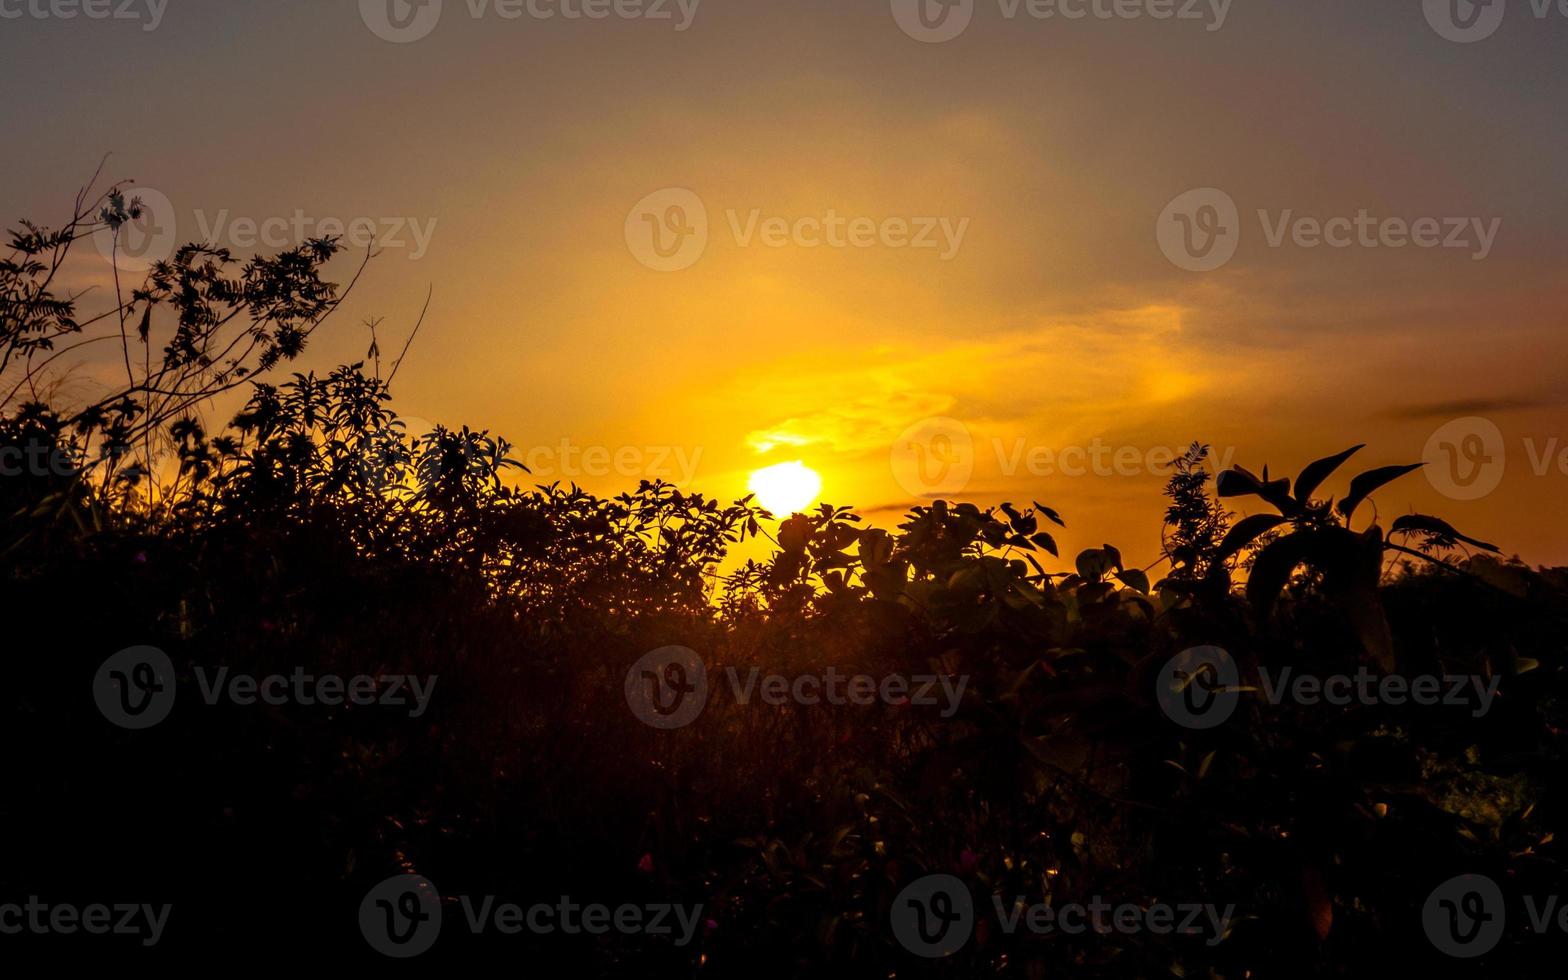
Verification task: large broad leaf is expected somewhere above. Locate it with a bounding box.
[1337,463,1423,521]
[1076,548,1114,582]
[1101,544,1124,572]
[1294,444,1364,504]
[1345,525,1395,670]
[1390,514,1500,553]
[1114,567,1150,594]
[1215,513,1289,563]
[1246,531,1318,616]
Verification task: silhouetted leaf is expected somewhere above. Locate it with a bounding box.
[1114,568,1150,594]
[1294,444,1363,504]
[1390,514,1500,553]
[1216,513,1288,563]
[1337,463,1423,521]
[1247,531,1317,616]
[1029,531,1059,557]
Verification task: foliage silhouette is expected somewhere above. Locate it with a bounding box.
[3,181,1566,974]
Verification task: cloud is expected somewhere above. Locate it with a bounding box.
[1383,396,1548,421]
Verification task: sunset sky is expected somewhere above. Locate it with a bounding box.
[4,0,1567,565]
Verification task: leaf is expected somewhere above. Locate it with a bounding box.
[1075,548,1112,582]
[1246,532,1316,616]
[1215,513,1288,563]
[1032,501,1065,527]
[1029,531,1059,557]
[1215,466,1263,498]
[1337,463,1423,520]
[1389,514,1500,553]
[1114,568,1150,594]
[1216,465,1297,515]
[1294,444,1363,504]
[1102,544,1124,571]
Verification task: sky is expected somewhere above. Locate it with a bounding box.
[3,0,1567,566]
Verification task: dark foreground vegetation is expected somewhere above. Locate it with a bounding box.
[4,182,1567,973]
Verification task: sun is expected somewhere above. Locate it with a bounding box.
[748,461,822,516]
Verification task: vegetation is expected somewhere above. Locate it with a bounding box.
[4,182,1566,972]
